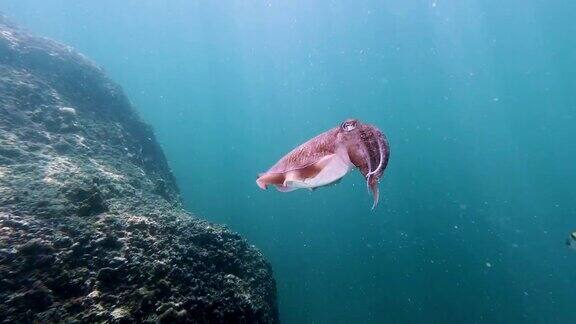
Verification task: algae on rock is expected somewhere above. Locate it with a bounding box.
[0,14,278,323]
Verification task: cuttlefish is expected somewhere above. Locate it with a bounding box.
[256,119,390,209]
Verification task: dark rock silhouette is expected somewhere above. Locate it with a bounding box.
[0,15,278,323]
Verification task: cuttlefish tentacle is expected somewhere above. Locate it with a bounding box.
[366,135,384,181]
[362,141,374,194]
[366,134,385,209]
[360,127,387,209]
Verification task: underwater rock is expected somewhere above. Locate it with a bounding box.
[0,14,278,323]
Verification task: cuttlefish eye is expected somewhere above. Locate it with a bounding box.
[341,119,357,131]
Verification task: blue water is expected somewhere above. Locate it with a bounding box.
[3,1,576,322]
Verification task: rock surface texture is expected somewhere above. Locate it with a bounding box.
[0,15,278,323]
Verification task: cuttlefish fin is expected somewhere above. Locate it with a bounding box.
[275,184,298,192]
[256,162,324,191]
[256,173,284,190]
[284,151,351,189]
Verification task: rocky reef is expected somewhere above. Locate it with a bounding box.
[0,15,278,323]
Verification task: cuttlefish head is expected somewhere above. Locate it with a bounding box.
[339,119,390,209]
[335,119,360,143]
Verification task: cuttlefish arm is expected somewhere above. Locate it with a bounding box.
[347,125,390,209]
